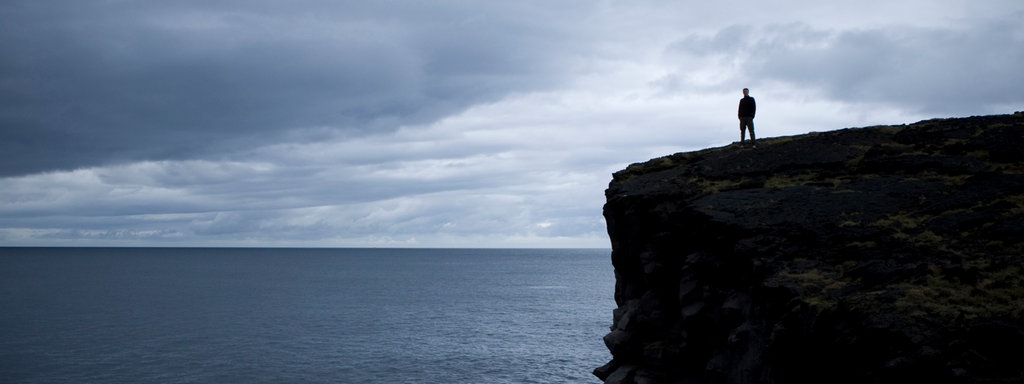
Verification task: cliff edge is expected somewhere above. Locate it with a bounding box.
[596,113,1024,383]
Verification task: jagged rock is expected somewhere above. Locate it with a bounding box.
[596,114,1024,383]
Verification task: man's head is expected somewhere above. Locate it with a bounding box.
[742,88,749,96]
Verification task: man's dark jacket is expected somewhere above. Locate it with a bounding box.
[738,96,756,118]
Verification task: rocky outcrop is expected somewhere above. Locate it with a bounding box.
[595,113,1024,383]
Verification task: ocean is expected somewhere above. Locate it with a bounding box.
[0,248,614,383]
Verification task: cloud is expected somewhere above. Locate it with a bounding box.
[0,1,591,177]
[0,103,617,247]
[665,12,1024,115]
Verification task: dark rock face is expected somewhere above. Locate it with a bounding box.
[596,113,1024,384]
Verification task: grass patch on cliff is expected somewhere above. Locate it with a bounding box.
[773,266,852,310]
[615,156,678,182]
[763,173,848,189]
[871,194,1024,256]
[770,255,1024,321]
[1005,194,1024,217]
[871,212,965,255]
[872,212,927,231]
[893,263,1024,321]
[691,176,749,193]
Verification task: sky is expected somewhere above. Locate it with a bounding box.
[2,1,1022,248]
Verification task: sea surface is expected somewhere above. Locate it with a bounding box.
[0,248,614,383]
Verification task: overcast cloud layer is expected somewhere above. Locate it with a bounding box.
[2,1,1022,247]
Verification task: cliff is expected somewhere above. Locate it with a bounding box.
[596,113,1024,384]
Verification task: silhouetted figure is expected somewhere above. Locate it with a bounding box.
[738,88,756,148]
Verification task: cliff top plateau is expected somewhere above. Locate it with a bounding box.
[597,113,1024,384]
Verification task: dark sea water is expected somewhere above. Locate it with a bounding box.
[0,248,614,383]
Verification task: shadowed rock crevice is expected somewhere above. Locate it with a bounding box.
[596,113,1024,384]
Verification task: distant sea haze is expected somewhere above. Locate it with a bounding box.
[0,248,614,383]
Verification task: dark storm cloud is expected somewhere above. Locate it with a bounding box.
[0,1,582,176]
[669,13,1024,115]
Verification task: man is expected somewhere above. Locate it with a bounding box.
[738,88,756,147]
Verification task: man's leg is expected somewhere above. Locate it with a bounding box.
[748,118,756,145]
[739,119,747,142]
